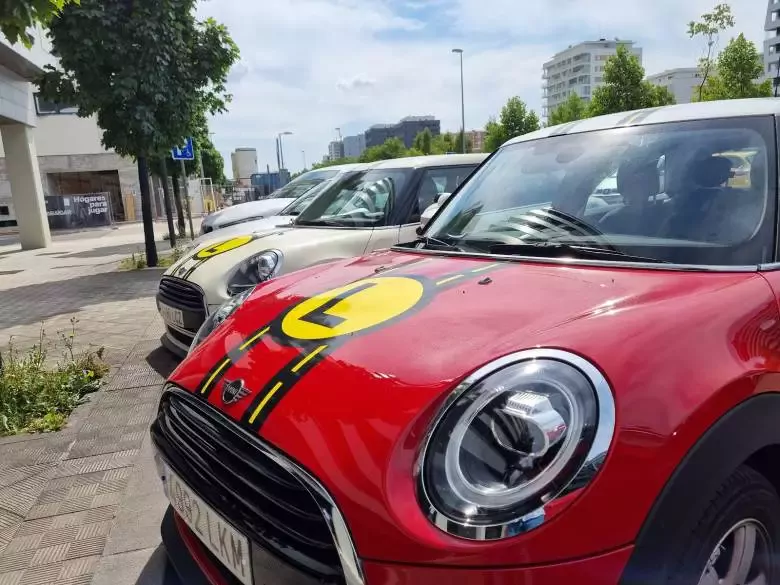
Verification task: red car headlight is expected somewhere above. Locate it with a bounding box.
[419,349,615,540]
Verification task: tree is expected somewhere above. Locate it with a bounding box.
[38,0,239,265]
[588,45,676,117]
[484,97,540,152]
[688,3,735,101]
[359,138,408,162]
[0,0,78,48]
[431,131,459,154]
[699,34,772,100]
[413,128,433,155]
[548,93,587,126]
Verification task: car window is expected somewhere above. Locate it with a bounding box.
[427,117,775,266]
[412,166,477,221]
[279,180,333,216]
[296,169,412,227]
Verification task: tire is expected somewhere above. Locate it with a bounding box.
[665,465,780,585]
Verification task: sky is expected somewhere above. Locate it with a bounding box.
[6,0,768,178]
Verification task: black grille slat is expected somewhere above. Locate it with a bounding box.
[151,391,343,581]
[164,403,324,525]
[159,277,204,312]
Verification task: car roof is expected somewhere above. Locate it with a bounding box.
[506,98,780,146]
[364,153,488,170]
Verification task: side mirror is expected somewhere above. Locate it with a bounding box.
[419,203,439,231]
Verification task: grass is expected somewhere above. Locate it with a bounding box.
[0,319,110,436]
[118,244,188,271]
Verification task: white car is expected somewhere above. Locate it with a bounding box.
[199,164,363,235]
[157,154,487,356]
[191,164,371,247]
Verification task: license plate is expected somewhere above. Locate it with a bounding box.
[163,465,252,585]
[159,302,184,328]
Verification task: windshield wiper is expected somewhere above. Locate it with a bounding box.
[488,242,670,264]
[413,236,463,251]
[295,219,345,227]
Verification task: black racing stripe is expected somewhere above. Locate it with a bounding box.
[183,259,206,280]
[196,356,234,398]
[241,345,335,432]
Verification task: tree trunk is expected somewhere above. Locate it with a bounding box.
[172,175,186,237]
[160,159,176,248]
[137,156,158,267]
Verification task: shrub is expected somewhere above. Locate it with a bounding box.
[0,320,110,436]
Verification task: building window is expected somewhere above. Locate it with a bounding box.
[34,94,78,115]
[0,205,8,216]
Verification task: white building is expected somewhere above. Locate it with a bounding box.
[328,140,344,161]
[342,134,365,158]
[646,68,701,104]
[230,148,258,186]
[0,84,142,238]
[542,39,643,121]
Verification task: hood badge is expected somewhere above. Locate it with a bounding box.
[222,379,251,405]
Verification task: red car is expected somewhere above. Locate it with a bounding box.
[152,99,780,585]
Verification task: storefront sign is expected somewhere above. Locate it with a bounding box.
[45,192,111,230]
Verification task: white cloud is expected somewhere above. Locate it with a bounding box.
[5,1,766,180]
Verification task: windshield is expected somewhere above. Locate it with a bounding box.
[279,180,334,216]
[426,116,775,267]
[296,169,412,227]
[266,178,326,200]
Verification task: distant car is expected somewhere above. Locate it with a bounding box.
[156,154,486,356]
[192,165,371,248]
[199,165,363,235]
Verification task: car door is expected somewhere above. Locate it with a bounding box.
[396,165,478,243]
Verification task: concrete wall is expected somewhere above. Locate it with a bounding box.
[0,65,35,127]
[0,114,141,224]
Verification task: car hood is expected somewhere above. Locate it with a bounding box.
[164,226,372,305]
[203,198,296,229]
[193,215,296,247]
[168,248,773,564]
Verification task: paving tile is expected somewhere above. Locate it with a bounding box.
[30,543,70,566]
[52,451,139,478]
[57,556,99,579]
[18,563,63,585]
[0,551,35,574]
[2,534,43,554]
[38,527,78,548]
[0,571,23,585]
[64,536,106,560]
[104,364,164,391]
[90,547,159,585]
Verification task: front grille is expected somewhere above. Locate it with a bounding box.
[166,326,194,346]
[151,390,344,583]
[159,277,205,313]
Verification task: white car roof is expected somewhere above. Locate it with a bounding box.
[507,98,780,146]
[364,153,488,170]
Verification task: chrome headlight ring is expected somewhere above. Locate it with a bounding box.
[417,348,615,541]
[226,249,283,296]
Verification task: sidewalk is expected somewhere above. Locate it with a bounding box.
[0,225,180,585]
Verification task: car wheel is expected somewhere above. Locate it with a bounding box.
[667,465,780,585]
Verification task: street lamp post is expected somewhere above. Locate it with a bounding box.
[302,150,307,170]
[452,48,466,154]
[277,131,293,171]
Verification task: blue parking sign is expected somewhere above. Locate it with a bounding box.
[172,138,195,160]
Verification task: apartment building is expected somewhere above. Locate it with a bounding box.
[328,140,345,161]
[646,67,701,104]
[542,39,642,121]
[766,0,780,89]
[342,134,366,158]
[364,116,441,149]
[466,130,486,153]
